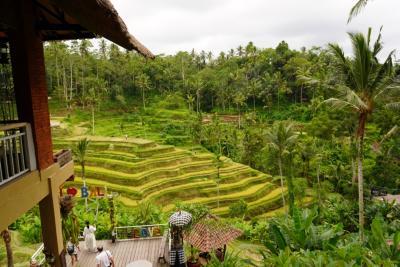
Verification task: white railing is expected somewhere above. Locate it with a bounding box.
[114,224,168,241]
[0,122,36,186]
[30,243,45,266]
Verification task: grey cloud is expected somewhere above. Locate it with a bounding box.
[112,0,399,58]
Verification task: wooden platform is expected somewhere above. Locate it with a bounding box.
[68,238,168,267]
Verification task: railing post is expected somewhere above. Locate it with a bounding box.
[24,123,36,171]
[0,123,37,186]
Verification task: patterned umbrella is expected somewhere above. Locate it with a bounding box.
[185,214,242,252]
[169,210,192,227]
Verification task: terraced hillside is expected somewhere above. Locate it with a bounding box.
[54,137,286,217]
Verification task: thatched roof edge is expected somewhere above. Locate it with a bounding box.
[49,0,154,58]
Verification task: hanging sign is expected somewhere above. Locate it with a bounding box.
[81,186,89,198]
[67,187,78,196]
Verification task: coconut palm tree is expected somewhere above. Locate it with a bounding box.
[186,94,195,111]
[265,122,298,215]
[136,73,150,110]
[1,229,13,267]
[213,154,224,209]
[75,138,90,210]
[324,28,398,241]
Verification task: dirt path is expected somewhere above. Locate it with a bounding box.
[202,114,239,123]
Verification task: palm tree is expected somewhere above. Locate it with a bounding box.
[1,229,13,267]
[265,122,298,215]
[75,138,90,210]
[233,92,246,129]
[324,28,398,241]
[136,73,150,110]
[247,78,261,112]
[186,94,195,112]
[348,0,370,23]
[213,154,224,209]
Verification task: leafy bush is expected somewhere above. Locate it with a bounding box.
[319,194,358,232]
[264,207,343,254]
[157,94,186,110]
[365,200,400,233]
[207,252,250,267]
[229,199,248,219]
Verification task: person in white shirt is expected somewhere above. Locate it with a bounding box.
[83,221,97,252]
[96,246,114,267]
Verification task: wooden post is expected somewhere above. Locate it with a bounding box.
[39,177,66,267]
[8,1,64,266]
[8,0,53,170]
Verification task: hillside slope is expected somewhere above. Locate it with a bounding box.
[55,137,285,217]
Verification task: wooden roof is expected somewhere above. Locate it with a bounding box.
[185,214,242,252]
[0,0,154,58]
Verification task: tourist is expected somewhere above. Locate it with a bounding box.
[66,237,79,265]
[83,221,97,252]
[96,246,115,267]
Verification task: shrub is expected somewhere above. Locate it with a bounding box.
[229,199,248,219]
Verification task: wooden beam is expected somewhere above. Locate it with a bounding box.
[0,0,17,30]
[37,23,86,31]
[42,32,95,41]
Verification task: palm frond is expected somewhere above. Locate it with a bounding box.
[322,98,361,112]
[385,102,400,110]
[328,43,354,86]
[370,50,395,93]
[340,85,368,109]
[349,32,372,90]
[372,26,383,58]
[348,0,370,23]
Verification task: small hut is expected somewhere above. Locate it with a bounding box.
[185,214,242,262]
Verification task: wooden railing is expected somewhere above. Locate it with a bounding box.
[114,224,168,241]
[0,122,36,186]
[53,149,72,167]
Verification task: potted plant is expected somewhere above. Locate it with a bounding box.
[186,245,201,267]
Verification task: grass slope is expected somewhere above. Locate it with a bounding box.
[62,137,284,218]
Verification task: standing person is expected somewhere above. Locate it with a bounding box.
[83,221,97,252]
[96,246,115,267]
[66,238,79,265]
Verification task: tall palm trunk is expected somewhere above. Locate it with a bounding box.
[316,163,322,213]
[1,230,13,267]
[278,156,286,211]
[142,87,146,110]
[217,166,220,209]
[287,153,296,216]
[237,104,241,129]
[357,138,364,241]
[350,136,357,187]
[91,105,95,135]
[357,113,367,242]
[277,87,280,111]
[300,85,303,104]
[253,94,256,112]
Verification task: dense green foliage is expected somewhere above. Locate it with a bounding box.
[5,24,399,266]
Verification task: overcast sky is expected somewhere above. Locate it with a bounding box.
[112,0,398,59]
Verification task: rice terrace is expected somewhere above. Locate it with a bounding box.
[0,0,400,266]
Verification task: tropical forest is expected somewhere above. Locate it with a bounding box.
[1,0,400,266]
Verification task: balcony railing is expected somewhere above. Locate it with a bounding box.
[0,122,36,186]
[115,224,168,241]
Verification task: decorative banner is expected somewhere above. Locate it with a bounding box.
[81,186,89,198]
[67,187,78,196]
